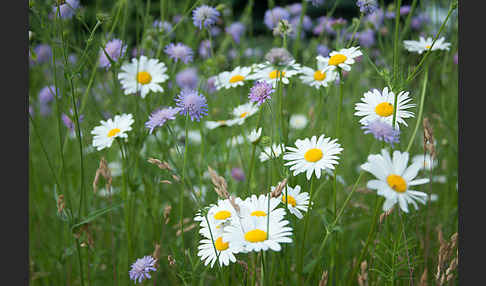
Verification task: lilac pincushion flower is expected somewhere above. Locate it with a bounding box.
[192,5,220,30]
[411,13,430,30]
[129,256,157,284]
[39,85,59,116]
[317,44,330,57]
[286,3,302,16]
[249,81,275,106]
[176,68,199,90]
[453,52,458,65]
[365,8,384,29]
[51,0,80,19]
[356,0,378,15]
[226,22,246,44]
[231,167,245,181]
[357,29,375,48]
[62,109,84,134]
[307,0,325,7]
[145,107,180,133]
[175,89,208,121]
[33,44,52,64]
[290,15,312,33]
[198,40,212,59]
[264,7,291,30]
[362,119,400,146]
[206,76,217,94]
[165,43,193,64]
[99,39,127,69]
[153,20,173,33]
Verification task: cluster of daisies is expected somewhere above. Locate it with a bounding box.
[194,184,309,268]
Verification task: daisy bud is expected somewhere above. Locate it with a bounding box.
[260,136,272,147]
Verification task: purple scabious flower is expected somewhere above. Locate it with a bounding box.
[153,20,173,33]
[365,8,384,30]
[228,49,238,60]
[51,0,80,19]
[198,40,212,59]
[62,109,84,134]
[356,0,378,15]
[226,22,246,44]
[286,3,302,16]
[129,256,157,284]
[38,85,58,116]
[165,43,194,64]
[411,13,430,30]
[357,29,375,48]
[264,7,291,30]
[249,81,275,106]
[33,44,52,64]
[231,167,245,181]
[173,14,183,24]
[192,5,220,30]
[453,52,458,65]
[174,89,208,121]
[307,0,325,7]
[176,68,199,90]
[145,107,180,133]
[99,39,127,69]
[400,5,411,16]
[290,15,312,33]
[317,44,330,57]
[210,26,222,36]
[205,76,217,94]
[362,119,400,146]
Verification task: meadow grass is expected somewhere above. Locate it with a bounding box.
[29,0,458,285]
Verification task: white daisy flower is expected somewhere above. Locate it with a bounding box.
[283,134,342,180]
[215,66,252,90]
[361,149,430,213]
[354,87,415,130]
[318,46,362,73]
[230,102,259,125]
[275,184,309,219]
[223,215,292,253]
[299,61,338,88]
[248,61,301,88]
[248,128,262,144]
[403,36,451,54]
[205,119,239,130]
[226,135,245,147]
[412,154,438,171]
[239,194,286,220]
[118,55,169,98]
[195,199,242,231]
[196,214,238,268]
[289,114,308,130]
[91,113,134,151]
[259,143,285,162]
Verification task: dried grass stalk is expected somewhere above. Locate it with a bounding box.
[93,157,112,194]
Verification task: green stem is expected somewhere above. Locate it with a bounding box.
[345,196,384,286]
[335,70,344,139]
[405,67,429,153]
[180,113,190,267]
[298,176,315,285]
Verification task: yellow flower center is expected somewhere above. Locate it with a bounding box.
[244,229,268,242]
[137,71,152,85]
[329,54,347,66]
[214,210,231,220]
[304,148,323,163]
[386,174,407,193]
[425,45,431,49]
[374,102,394,117]
[250,210,267,217]
[281,195,297,207]
[107,128,121,138]
[229,75,245,83]
[313,70,326,81]
[214,236,229,251]
[240,112,249,118]
[269,70,285,79]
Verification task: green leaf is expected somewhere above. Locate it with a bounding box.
[71,203,122,231]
